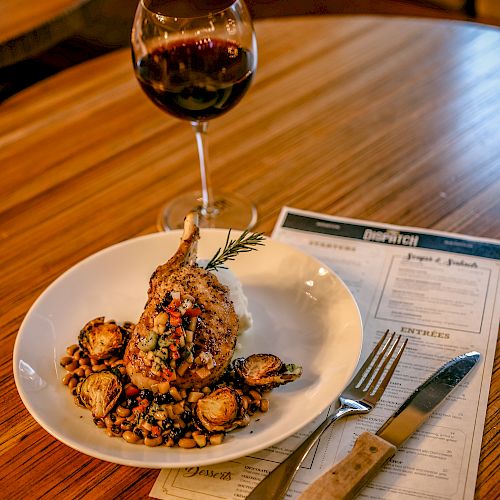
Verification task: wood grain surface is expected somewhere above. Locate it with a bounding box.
[0,15,499,499]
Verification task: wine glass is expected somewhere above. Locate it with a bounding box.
[132,0,258,230]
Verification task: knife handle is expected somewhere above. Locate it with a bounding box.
[299,432,396,500]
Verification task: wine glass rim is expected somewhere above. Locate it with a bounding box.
[140,0,242,19]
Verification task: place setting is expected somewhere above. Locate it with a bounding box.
[4,0,500,499]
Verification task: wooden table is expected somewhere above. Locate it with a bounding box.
[1,15,498,499]
[0,0,98,67]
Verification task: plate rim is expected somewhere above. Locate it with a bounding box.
[13,229,363,468]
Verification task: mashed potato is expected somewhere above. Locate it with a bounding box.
[214,267,252,334]
[199,261,252,334]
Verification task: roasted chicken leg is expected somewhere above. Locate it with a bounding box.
[124,212,239,389]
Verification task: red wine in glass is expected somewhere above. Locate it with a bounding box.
[135,38,255,122]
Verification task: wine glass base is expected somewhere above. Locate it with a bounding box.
[157,191,257,231]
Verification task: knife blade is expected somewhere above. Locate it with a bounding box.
[299,351,480,500]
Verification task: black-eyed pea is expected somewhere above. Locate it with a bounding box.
[116,406,131,418]
[94,418,106,428]
[68,377,78,390]
[249,390,261,401]
[111,425,122,436]
[122,431,142,444]
[75,367,86,378]
[66,344,79,356]
[92,364,107,372]
[84,368,92,377]
[60,356,73,367]
[241,395,250,410]
[260,399,270,412]
[114,416,125,426]
[62,373,73,385]
[79,356,90,366]
[65,361,79,372]
[121,421,133,431]
[145,436,163,447]
[178,438,196,448]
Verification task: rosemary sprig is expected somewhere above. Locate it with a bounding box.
[205,229,266,272]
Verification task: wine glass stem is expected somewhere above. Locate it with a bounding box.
[191,120,216,218]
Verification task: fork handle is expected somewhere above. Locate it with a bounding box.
[246,406,360,500]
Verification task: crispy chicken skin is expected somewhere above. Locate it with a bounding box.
[124,213,239,389]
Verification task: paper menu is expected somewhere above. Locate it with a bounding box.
[150,207,500,499]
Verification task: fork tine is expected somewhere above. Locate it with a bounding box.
[369,337,408,401]
[363,334,402,391]
[350,330,391,386]
[357,330,396,389]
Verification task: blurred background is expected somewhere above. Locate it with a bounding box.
[1,0,499,102]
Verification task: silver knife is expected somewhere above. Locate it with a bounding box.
[299,351,480,500]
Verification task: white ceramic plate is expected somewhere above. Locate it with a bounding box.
[14,230,362,468]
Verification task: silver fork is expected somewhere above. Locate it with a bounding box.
[246,330,407,500]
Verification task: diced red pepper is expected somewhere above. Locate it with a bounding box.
[125,385,140,398]
[169,314,182,327]
[185,307,202,317]
[151,425,161,437]
[132,398,149,414]
[168,299,181,310]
